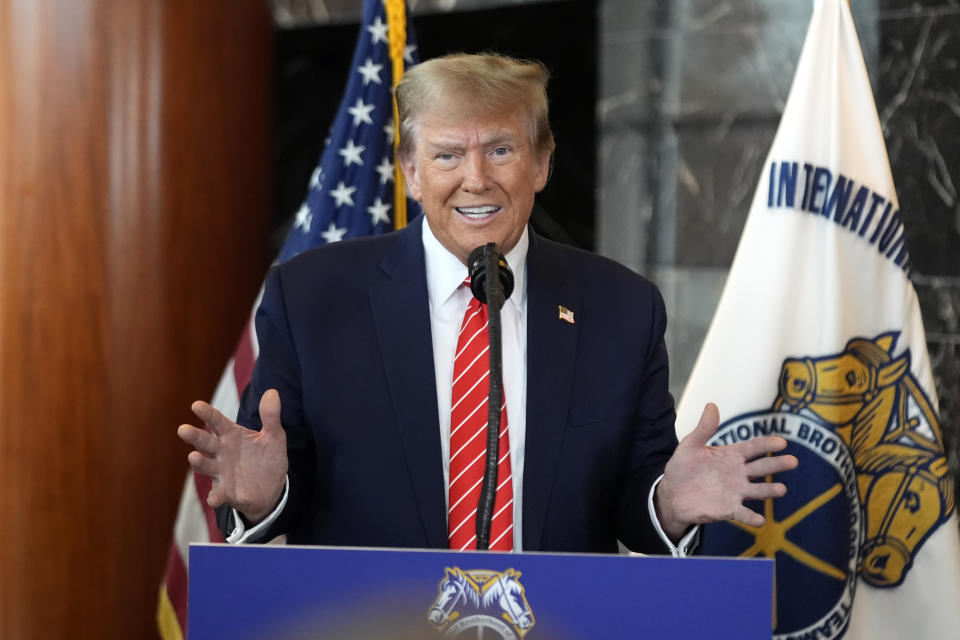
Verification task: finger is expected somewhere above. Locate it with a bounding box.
[732,505,766,528]
[742,481,788,501]
[736,435,788,460]
[745,454,798,478]
[191,400,234,436]
[685,402,720,448]
[187,450,220,477]
[177,424,219,455]
[259,389,283,436]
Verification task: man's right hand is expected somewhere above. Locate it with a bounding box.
[177,389,288,524]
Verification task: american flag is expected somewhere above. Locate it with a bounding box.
[157,1,418,636]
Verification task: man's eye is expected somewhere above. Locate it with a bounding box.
[436,153,455,161]
[493,147,510,156]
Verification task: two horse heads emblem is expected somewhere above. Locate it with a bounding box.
[774,331,954,587]
[428,567,535,639]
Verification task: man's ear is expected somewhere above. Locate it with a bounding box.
[533,148,553,193]
[399,156,422,201]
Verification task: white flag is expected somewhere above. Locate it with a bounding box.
[675,0,960,638]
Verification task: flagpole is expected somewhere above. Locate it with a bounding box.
[386,0,409,230]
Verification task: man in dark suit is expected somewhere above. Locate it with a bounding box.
[178,53,796,555]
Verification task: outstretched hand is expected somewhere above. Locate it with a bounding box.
[655,403,798,541]
[177,389,288,524]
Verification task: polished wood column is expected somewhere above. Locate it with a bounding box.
[0,1,271,636]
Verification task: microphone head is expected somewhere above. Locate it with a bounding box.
[467,243,514,304]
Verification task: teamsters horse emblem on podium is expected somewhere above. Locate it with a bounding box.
[701,331,955,640]
[427,567,535,639]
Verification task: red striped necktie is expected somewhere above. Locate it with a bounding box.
[447,280,513,551]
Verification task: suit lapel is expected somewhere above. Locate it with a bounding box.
[369,217,448,548]
[523,232,580,550]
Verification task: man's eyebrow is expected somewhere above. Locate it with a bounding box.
[424,140,464,152]
[482,130,522,146]
[424,130,522,152]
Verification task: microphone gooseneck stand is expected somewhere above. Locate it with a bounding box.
[467,243,514,551]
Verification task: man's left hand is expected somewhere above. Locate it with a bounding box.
[655,403,799,541]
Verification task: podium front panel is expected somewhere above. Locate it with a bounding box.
[189,544,772,639]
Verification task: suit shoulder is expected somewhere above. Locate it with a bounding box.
[267,230,402,291]
[534,234,661,299]
[279,231,398,272]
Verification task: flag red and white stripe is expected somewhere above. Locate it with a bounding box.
[157,2,418,636]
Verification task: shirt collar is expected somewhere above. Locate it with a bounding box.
[422,217,528,312]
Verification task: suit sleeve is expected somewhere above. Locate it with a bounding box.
[616,284,680,553]
[215,265,317,542]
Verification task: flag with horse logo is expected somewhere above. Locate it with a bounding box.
[675,0,960,638]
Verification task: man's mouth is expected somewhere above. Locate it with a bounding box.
[455,205,501,220]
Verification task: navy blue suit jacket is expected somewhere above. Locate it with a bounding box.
[223,215,678,554]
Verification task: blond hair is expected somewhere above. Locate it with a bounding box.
[395,53,555,160]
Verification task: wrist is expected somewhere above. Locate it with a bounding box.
[240,482,285,525]
[654,479,692,542]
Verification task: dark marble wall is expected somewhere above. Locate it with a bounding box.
[881,2,960,508]
[598,0,960,505]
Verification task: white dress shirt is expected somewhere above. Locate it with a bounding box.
[421,217,529,550]
[228,219,697,556]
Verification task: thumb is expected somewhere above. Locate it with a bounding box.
[685,402,720,447]
[259,389,283,435]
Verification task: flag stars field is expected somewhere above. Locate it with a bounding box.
[338,140,365,167]
[348,98,375,126]
[366,16,388,45]
[358,58,383,85]
[321,221,348,244]
[293,204,312,233]
[329,181,357,208]
[376,157,394,184]
[367,197,391,226]
[404,44,417,64]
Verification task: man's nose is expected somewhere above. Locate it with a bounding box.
[460,152,491,193]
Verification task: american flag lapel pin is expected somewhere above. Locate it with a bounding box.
[558,305,575,324]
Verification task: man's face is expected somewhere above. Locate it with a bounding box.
[401,108,551,264]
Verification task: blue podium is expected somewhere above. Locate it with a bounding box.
[189,544,772,639]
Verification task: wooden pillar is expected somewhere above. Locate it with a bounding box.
[0,1,271,636]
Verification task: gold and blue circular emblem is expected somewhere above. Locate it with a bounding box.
[702,411,860,639]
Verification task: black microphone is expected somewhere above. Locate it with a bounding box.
[466,243,513,551]
[467,245,514,305]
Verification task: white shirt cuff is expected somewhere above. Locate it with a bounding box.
[648,474,700,557]
[225,476,289,544]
